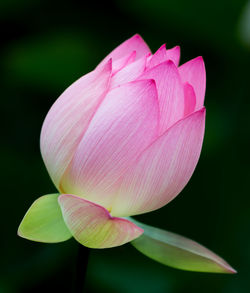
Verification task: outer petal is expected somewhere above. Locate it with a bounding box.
[58,194,143,248]
[178,56,206,110]
[183,82,196,117]
[60,80,159,211]
[40,60,112,188]
[147,44,180,68]
[130,219,236,274]
[97,34,151,68]
[139,60,185,135]
[18,194,72,243]
[111,109,205,217]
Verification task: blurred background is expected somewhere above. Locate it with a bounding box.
[1,0,250,292]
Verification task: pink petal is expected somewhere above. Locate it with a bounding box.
[111,54,149,88]
[60,80,159,210]
[58,194,143,248]
[139,60,185,135]
[184,82,196,117]
[97,34,151,68]
[147,44,180,68]
[166,46,180,66]
[146,44,168,69]
[178,57,206,110]
[40,60,112,188]
[112,51,136,75]
[111,109,206,217]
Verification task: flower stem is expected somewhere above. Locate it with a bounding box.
[75,244,90,292]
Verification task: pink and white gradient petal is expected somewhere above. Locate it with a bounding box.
[138,60,185,135]
[97,34,151,68]
[58,194,143,248]
[60,80,159,211]
[111,109,206,217]
[40,60,112,188]
[178,57,206,110]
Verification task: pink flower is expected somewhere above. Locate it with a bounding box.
[18,35,235,273]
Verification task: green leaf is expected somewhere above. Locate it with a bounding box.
[130,219,236,273]
[18,194,72,243]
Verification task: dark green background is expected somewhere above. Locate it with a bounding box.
[1,0,249,292]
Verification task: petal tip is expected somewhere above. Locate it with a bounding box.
[223,264,237,274]
[159,43,166,50]
[229,268,237,274]
[17,225,23,238]
[159,59,177,70]
[106,58,113,69]
[199,106,206,113]
[166,59,175,66]
[197,56,204,61]
[193,56,205,66]
[130,78,156,88]
[133,33,143,40]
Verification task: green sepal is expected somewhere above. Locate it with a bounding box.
[18,193,72,243]
[130,218,236,274]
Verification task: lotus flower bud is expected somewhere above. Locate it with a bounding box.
[18,35,236,274]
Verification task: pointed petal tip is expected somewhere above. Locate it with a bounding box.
[179,56,206,110]
[147,78,157,87]
[147,58,176,70]
[188,107,205,118]
[173,45,181,56]
[106,58,112,69]
[158,43,166,50]
[131,50,137,57]
[98,57,112,72]
[192,56,205,66]
[198,106,206,114]
[165,59,175,66]
[223,264,237,274]
[151,59,177,70]
[196,56,204,61]
[17,224,28,239]
[228,268,237,274]
[17,226,23,238]
[131,34,148,45]
[188,107,206,125]
[168,45,180,50]
[215,260,237,274]
[133,33,143,40]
